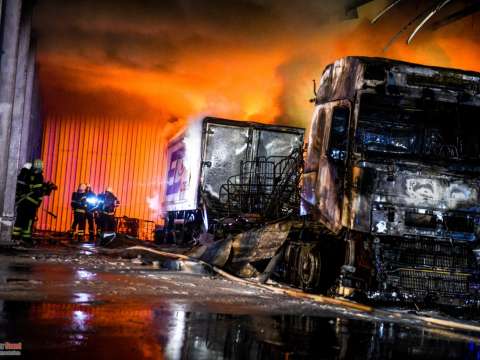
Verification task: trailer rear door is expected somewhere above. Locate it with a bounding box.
[201,122,251,202]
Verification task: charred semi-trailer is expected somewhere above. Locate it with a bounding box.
[163,117,305,242]
[298,56,480,307]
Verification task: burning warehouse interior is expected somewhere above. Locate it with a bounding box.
[0,0,479,358]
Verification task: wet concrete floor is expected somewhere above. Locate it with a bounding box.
[0,245,479,359]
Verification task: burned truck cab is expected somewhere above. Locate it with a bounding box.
[303,57,480,306]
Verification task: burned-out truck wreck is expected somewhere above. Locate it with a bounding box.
[165,57,480,309]
[301,56,480,307]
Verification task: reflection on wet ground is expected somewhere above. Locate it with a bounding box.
[1,300,478,359]
[0,252,479,359]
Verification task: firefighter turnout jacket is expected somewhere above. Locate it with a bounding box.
[16,170,54,208]
[98,191,119,215]
[13,167,57,241]
[71,191,87,213]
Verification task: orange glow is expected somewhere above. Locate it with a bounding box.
[29,302,164,359]
[38,48,286,124]
[37,115,170,232]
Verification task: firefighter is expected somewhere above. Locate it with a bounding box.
[12,162,33,241]
[70,183,87,242]
[13,159,56,244]
[85,184,97,242]
[96,187,119,237]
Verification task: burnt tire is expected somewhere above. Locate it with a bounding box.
[281,233,344,293]
[299,247,322,290]
[297,239,343,293]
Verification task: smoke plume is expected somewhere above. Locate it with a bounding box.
[33,0,480,128]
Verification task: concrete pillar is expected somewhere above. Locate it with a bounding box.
[7,6,31,177]
[2,5,31,242]
[19,42,36,166]
[0,0,23,242]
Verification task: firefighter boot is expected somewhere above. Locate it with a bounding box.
[77,230,85,243]
[12,226,22,242]
[21,231,33,247]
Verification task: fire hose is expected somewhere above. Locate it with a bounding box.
[42,208,57,219]
[120,246,372,312]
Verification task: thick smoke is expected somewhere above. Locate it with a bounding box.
[33,0,480,126]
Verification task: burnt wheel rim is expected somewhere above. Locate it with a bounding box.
[301,251,320,288]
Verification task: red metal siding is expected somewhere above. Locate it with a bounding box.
[37,115,168,233]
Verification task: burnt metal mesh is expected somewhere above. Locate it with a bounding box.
[383,237,474,271]
[218,149,303,220]
[116,217,155,240]
[399,269,470,295]
[381,237,478,298]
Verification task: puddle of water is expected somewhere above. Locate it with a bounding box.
[78,243,96,256]
[0,300,477,359]
[73,292,93,303]
[75,270,97,281]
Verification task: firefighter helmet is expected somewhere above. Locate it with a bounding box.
[33,159,43,171]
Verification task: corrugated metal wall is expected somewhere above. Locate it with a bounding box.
[37,115,168,232]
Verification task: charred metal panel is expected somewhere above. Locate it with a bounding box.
[390,64,480,105]
[315,157,343,233]
[230,221,293,264]
[316,56,480,108]
[348,159,480,240]
[305,106,327,173]
[365,162,480,241]
[256,128,302,158]
[302,106,325,216]
[300,172,317,217]
[165,117,304,213]
[303,100,351,233]
[347,165,374,233]
[315,57,362,105]
[201,122,250,203]
[201,118,304,210]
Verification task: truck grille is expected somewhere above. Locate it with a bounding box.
[399,252,470,269]
[383,238,475,271]
[399,269,469,295]
[379,237,479,301]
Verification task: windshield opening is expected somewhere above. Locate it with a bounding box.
[355,94,480,162]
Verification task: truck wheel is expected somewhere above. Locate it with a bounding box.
[299,247,322,290]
